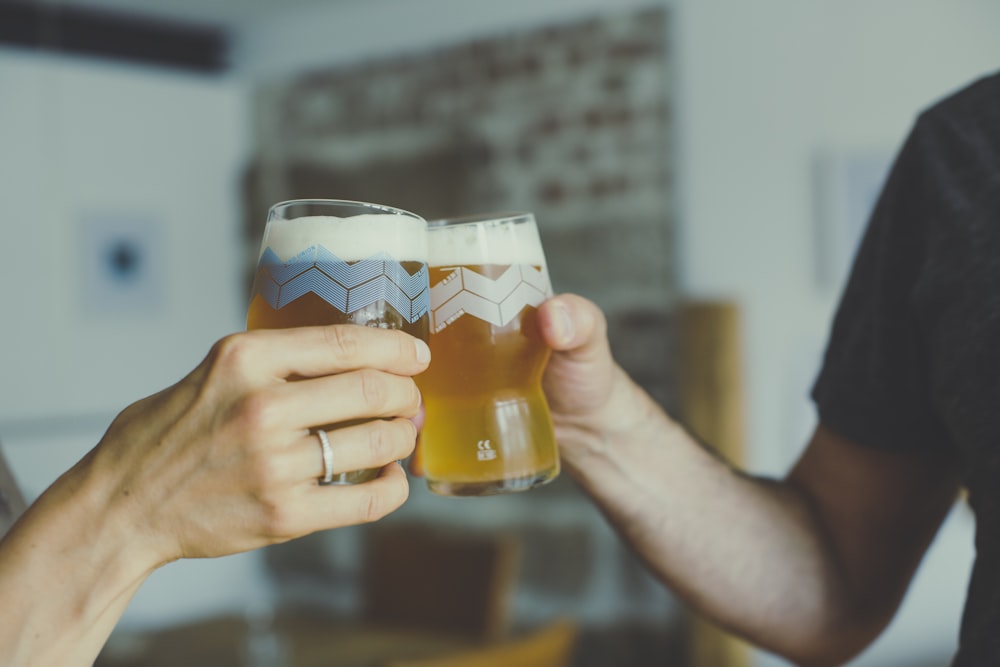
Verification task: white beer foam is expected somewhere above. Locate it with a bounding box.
[260,214,428,262]
[428,217,547,266]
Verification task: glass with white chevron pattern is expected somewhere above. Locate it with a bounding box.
[246,199,429,485]
[415,212,560,496]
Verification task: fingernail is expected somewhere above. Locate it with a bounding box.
[552,302,574,346]
[414,338,431,364]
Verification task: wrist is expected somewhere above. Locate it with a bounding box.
[71,449,172,574]
[555,364,679,464]
[0,454,160,665]
[24,451,165,605]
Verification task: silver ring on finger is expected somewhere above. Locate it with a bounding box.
[316,430,334,484]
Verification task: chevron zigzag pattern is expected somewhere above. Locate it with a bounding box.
[430,264,552,332]
[255,245,430,323]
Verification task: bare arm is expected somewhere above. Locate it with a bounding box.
[538,294,960,666]
[0,463,155,667]
[0,325,430,667]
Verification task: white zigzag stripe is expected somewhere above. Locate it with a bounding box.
[460,265,523,301]
[430,265,552,332]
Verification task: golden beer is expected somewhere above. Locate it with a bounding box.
[247,263,429,339]
[247,200,429,483]
[416,213,559,496]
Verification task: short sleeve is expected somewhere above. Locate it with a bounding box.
[811,117,951,454]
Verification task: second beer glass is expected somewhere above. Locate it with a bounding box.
[247,199,430,484]
[416,212,560,496]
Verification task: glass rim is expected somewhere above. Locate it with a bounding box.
[269,198,424,221]
[427,211,534,230]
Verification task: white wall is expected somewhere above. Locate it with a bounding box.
[0,48,263,630]
[676,3,999,665]
[236,1,999,666]
[0,50,247,422]
[679,0,1000,474]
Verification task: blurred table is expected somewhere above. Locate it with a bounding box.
[96,610,477,667]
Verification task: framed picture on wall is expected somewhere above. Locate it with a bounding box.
[813,150,894,291]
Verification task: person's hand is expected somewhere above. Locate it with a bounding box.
[82,324,429,567]
[0,324,428,667]
[536,294,651,465]
[406,295,618,477]
[410,294,638,473]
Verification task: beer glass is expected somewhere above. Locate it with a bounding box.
[247,199,429,484]
[416,212,559,496]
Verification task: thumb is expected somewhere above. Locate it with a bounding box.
[539,294,617,419]
[538,293,611,363]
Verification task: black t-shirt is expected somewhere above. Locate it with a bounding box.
[812,71,1000,665]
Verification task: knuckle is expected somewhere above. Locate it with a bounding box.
[232,390,281,438]
[259,500,295,539]
[359,474,409,523]
[400,416,418,442]
[356,370,388,411]
[209,332,257,376]
[367,422,394,463]
[407,379,422,412]
[366,419,414,463]
[246,452,283,491]
[359,488,385,523]
[324,325,360,360]
[395,419,418,457]
[396,331,418,363]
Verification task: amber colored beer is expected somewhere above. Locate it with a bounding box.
[416,213,559,496]
[246,202,429,484]
[246,261,429,340]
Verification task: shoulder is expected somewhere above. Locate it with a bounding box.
[897,71,1000,208]
[913,70,1000,158]
[922,70,1000,120]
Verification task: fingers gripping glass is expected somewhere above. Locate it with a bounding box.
[246,199,429,484]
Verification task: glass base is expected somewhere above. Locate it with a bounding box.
[426,465,559,497]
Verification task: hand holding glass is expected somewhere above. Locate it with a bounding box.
[246,199,429,484]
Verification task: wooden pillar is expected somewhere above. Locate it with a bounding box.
[676,300,751,667]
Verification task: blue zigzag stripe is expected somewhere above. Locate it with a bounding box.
[255,245,428,323]
[257,277,281,311]
[262,246,318,284]
[279,268,348,311]
[411,289,430,321]
[384,260,429,298]
[316,248,390,288]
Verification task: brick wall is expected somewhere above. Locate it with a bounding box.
[247,5,678,409]
[246,8,683,665]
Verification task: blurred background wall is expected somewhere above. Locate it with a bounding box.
[0,30,258,628]
[2,1,1000,666]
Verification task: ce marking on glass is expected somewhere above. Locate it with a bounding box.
[476,440,497,462]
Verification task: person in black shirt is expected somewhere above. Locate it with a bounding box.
[536,71,1000,665]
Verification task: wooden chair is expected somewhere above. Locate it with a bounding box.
[385,618,578,667]
[360,522,522,642]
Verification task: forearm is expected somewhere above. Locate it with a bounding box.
[557,369,858,664]
[0,453,160,667]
